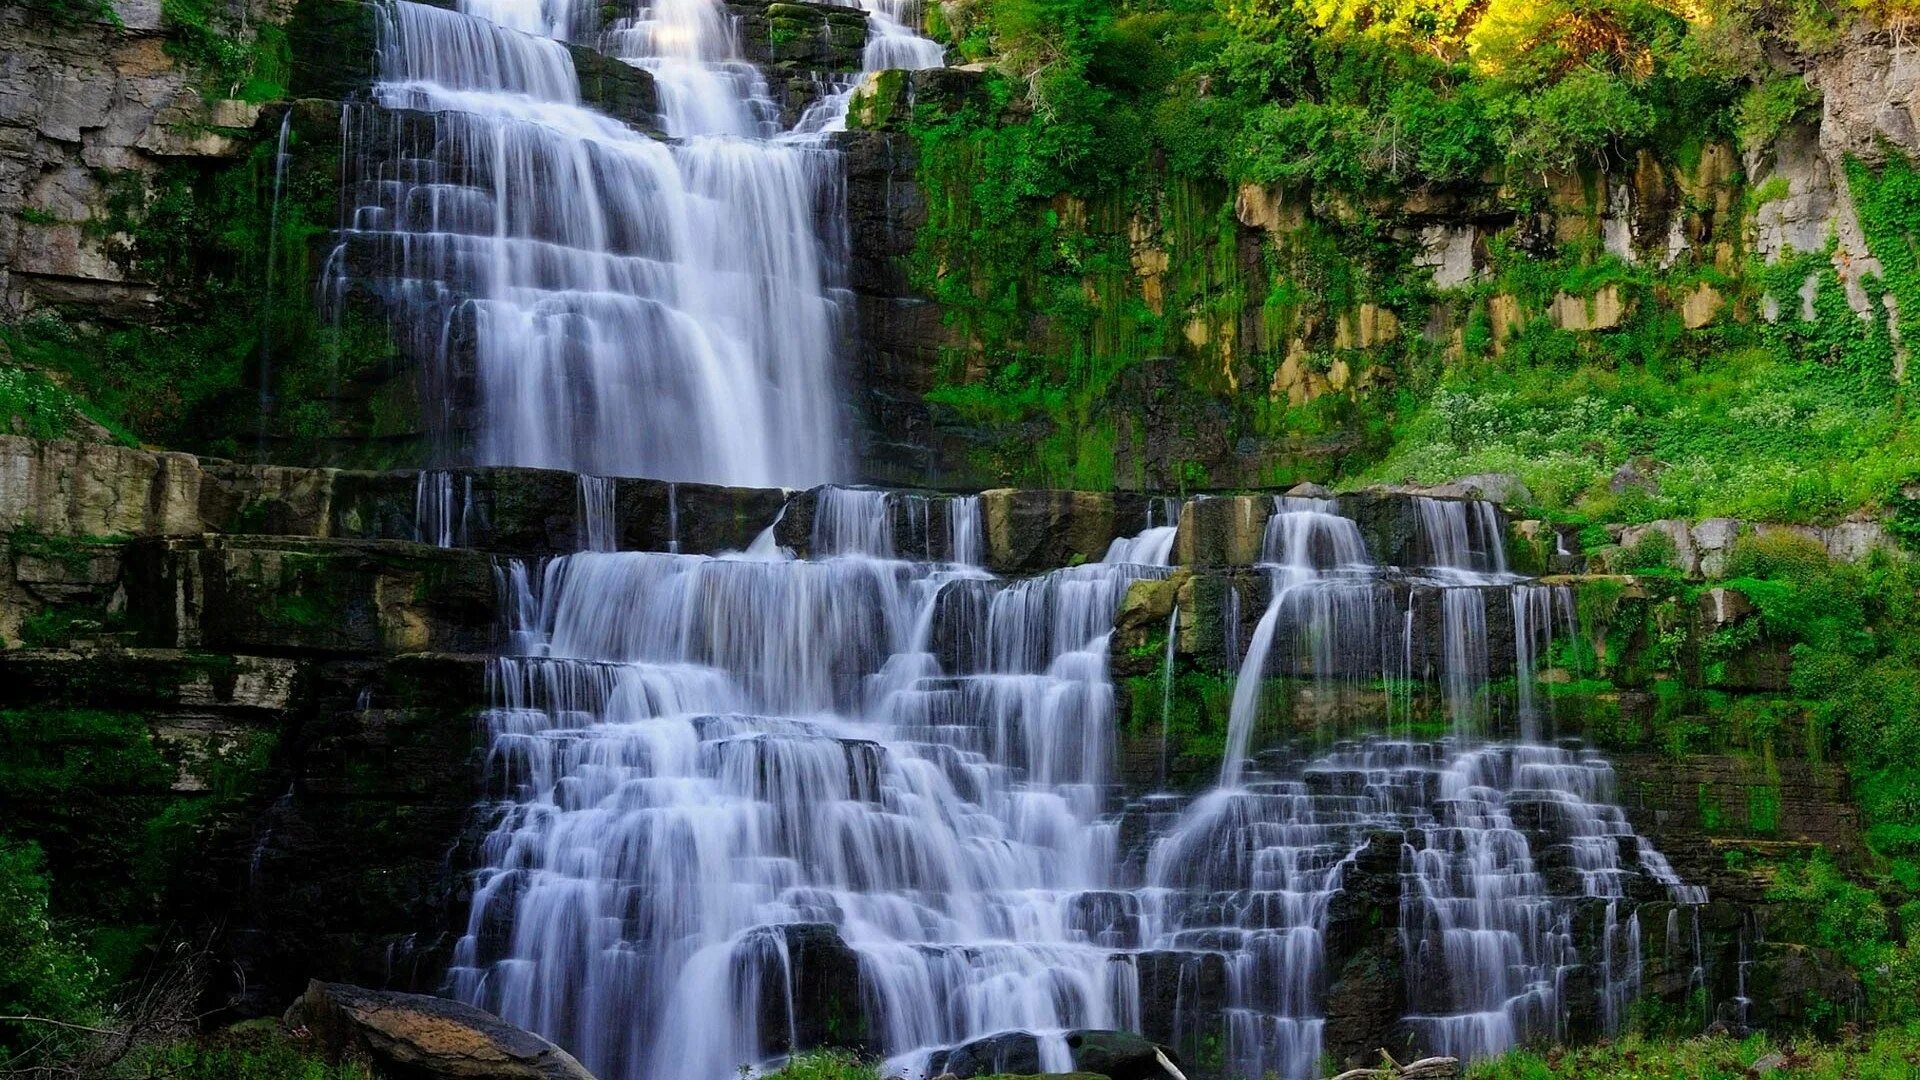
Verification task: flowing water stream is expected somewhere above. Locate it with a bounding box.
[349,2,1702,1076]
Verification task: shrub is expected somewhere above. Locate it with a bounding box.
[0,840,102,1067]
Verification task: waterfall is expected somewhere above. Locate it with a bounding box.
[354,0,1704,1072]
[1142,495,1705,1076]
[947,494,983,568]
[449,531,1170,1080]
[577,474,617,551]
[414,469,470,547]
[445,487,1706,1080]
[341,0,848,485]
[1219,497,1375,787]
[259,107,293,443]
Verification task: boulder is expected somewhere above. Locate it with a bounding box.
[928,1030,1181,1080]
[289,981,595,1080]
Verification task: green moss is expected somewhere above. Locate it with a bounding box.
[7,112,402,462]
[161,0,288,101]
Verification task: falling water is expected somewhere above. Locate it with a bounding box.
[948,494,983,567]
[259,107,293,445]
[415,469,470,547]
[340,0,848,484]
[360,0,1704,1073]
[578,474,616,552]
[1159,604,1178,790]
[1143,495,1706,1076]
[445,488,1705,1080]
[448,523,1172,1080]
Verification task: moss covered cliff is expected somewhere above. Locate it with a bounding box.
[845,0,1920,529]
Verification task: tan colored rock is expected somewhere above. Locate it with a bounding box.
[1550,285,1626,331]
[1333,304,1399,350]
[1234,183,1301,233]
[1680,282,1725,329]
[291,981,595,1080]
[1174,495,1270,567]
[0,435,341,539]
[1130,215,1168,315]
[1115,573,1184,636]
[1269,341,1331,407]
[978,489,1127,573]
[1487,294,1524,353]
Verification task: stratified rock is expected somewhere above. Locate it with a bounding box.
[980,489,1145,573]
[289,980,595,1080]
[1173,496,1271,567]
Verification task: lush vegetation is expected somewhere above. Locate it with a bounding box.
[756,1050,881,1080]
[901,0,1920,514]
[0,705,281,1075]
[2,116,407,462]
[1467,1025,1920,1079]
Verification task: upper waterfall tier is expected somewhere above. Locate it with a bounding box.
[339,0,861,487]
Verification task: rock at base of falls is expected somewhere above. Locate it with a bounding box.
[1329,1056,1460,1080]
[927,1030,1180,1080]
[288,980,596,1080]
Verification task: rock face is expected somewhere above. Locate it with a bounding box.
[291,981,596,1080]
[1,2,219,316]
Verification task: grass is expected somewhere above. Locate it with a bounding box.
[1350,342,1917,525]
[1466,1027,1920,1079]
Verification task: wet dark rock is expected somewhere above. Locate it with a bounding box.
[1130,951,1227,1069]
[980,490,1149,574]
[123,536,498,657]
[569,43,660,130]
[749,923,876,1057]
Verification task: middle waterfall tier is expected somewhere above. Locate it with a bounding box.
[443,491,1704,1080]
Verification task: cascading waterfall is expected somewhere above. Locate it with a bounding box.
[450,521,1173,1080]
[358,0,1705,1073]
[340,0,850,484]
[446,487,1705,1080]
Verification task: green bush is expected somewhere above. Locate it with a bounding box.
[757,1050,880,1080]
[0,840,102,1067]
[1615,528,1679,573]
[1467,1025,1920,1079]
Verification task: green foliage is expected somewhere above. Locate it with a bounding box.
[1357,330,1918,525]
[5,120,401,461]
[1736,75,1819,151]
[137,1028,373,1080]
[161,0,289,101]
[1767,855,1920,1021]
[1616,528,1679,573]
[17,0,121,25]
[1466,1026,1920,1078]
[756,1050,880,1080]
[0,708,174,926]
[0,840,102,1067]
[1495,65,1659,177]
